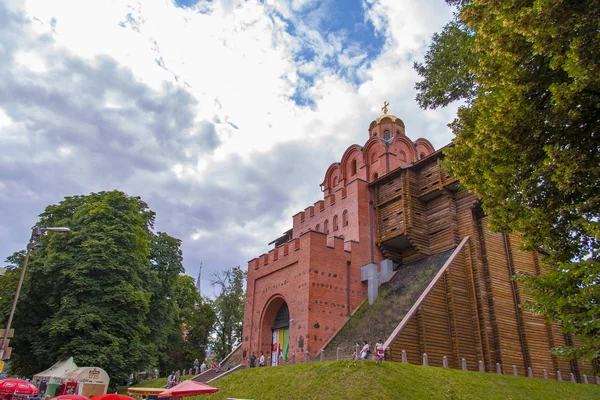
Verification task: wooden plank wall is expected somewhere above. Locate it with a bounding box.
[376,175,406,243]
[389,248,481,369]
[426,195,455,255]
[407,169,429,254]
[481,222,528,373]
[417,160,441,196]
[377,157,591,381]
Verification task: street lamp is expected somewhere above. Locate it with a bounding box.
[0,226,71,360]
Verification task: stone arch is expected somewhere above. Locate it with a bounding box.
[415,138,435,160]
[321,162,341,196]
[390,135,417,164]
[363,137,384,165]
[340,144,364,183]
[258,294,291,363]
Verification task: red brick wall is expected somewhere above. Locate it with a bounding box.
[241,118,434,363]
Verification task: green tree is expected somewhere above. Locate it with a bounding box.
[1,191,195,384]
[159,275,215,376]
[210,266,246,361]
[415,1,600,367]
[146,232,185,375]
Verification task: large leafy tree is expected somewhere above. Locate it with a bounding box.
[159,275,215,376]
[0,191,204,384]
[415,1,600,367]
[210,266,246,361]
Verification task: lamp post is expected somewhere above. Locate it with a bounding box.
[0,226,71,360]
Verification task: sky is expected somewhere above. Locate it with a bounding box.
[0,0,459,297]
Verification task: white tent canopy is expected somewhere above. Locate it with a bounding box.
[33,357,78,384]
[63,367,110,397]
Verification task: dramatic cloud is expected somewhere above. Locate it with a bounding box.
[0,0,458,296]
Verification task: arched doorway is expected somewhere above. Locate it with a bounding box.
[271,302,290,366]
[260,296,291,366]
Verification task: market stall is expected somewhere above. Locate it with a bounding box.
[60,367,109,398]
[32,358,78,397]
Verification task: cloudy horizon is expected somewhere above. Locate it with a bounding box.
[0,0,458,297]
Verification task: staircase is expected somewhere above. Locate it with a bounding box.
[192,344,244,384]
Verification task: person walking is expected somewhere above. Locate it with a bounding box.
[375,339,384,366]
[360,341,370,360]
[259,351,265,367]
[249,352,257,368]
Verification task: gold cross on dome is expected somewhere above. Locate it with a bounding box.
[382,101,389,114]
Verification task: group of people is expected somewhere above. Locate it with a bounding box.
[248,351,265,368]
[192,359,207,374]
[353,339,385,365]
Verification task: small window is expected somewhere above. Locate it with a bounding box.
[342,210,348,227]
[324,220,329,234]
[384,130,390,140]
[333,215,339,231]
[373,173,378,181]
[420,152,426,159]
[351,160,357,175]
[316,224,320,232]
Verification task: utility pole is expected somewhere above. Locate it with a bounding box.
[0,226,70,360]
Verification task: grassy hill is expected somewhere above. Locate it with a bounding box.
[134,361,599,400]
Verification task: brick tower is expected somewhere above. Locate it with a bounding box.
[241,106,435,364]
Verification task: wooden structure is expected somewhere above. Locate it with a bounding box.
[242,106,591,381]
[374,151,591,380]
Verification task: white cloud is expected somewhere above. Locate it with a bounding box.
[2,0,459,295]
[0,108,13,130]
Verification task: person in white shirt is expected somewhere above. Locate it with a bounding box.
[360,341,370,359]
[375,339,384,366]
[259,351,265,367]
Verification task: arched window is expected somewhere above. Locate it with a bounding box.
[333,215,339,231]
[333,176,339,186]
[315,224,320,232]
[342,210,348,227]
[384,130,390,140]
[373,172,378,181]
[324,220,329,234]
[351,159,357,175]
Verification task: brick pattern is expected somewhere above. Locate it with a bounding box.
[241,115,433,364]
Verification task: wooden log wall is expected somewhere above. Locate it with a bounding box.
[377,154,591,381]
[389,246,481,369]
[406,169,430,255]
[376,175,406,243]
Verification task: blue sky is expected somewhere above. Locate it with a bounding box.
[0,0,457,297]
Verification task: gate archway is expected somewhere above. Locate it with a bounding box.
[259,295,291,366]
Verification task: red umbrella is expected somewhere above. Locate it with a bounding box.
[0,378,40,396]
[52,395,89,400]
[89,395,133,400]
[158,380,218,397]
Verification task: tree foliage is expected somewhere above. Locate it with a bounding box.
[415,0,600,367]
[210,266,246,361]
[0,191,214,384]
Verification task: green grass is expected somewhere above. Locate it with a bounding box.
[131,375,195,388]
[138,361,600,400]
